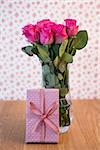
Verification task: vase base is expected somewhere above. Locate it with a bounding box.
[59,125,70,134]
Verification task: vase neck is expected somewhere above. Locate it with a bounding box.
[42,62,70,98]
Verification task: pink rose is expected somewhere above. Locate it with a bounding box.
[37,19,51,28]
[64,19,79,37]
[40,28,54,45]
[22,24,39,43]
[37,19,55,30]
[52,24,68,44]
[37,19,55,45]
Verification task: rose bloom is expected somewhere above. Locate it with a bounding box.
[37,19,55,30]
[40,28,54,45]
[22,24,39,43]
[64,19,79,37]
[37,19,55,45]
[52,24,68,44]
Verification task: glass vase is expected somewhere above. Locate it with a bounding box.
[42,61,72,133]
[59,90,72,133]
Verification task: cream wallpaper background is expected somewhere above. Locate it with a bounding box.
[0,0,100,100]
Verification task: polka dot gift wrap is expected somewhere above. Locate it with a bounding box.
[26,89,59,143]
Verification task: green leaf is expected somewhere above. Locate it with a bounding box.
[71,30,88,50]
[59,39,68,57]
[58,73,63,80]
[44,45,49,51]
[58,61,66,73]
[39,56,51,63]
[22,46,33,56]
[52,44,59,58]
[31,45,38,54]
[46,73,56,87]
[42,64,50,76]
[43,70,60,88]
[55,77,61,88]
[62,52,73,63]
[49,48,54,61]
[54,56,59,67]
[60,88,69,97]
[35,43,49,61]
[49,62,55,73]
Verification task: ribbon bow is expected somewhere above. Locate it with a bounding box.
[29,89,59,141]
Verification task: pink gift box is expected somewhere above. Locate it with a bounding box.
[25,89,59,143]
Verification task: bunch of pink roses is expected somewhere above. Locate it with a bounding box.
[22,19,79,45]
[22,19,88,128]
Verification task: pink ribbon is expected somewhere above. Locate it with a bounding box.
[29,89,59,141]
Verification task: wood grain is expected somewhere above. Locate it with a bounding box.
[0,100,100,150]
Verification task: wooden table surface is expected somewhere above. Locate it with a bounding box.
[0,100,100,150]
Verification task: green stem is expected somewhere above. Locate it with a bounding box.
[67,38,72,53]
[67,38,74,54]
[71,48,76,56]
[63,69,66,87]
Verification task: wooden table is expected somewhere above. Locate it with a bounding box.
[0,100,100,150]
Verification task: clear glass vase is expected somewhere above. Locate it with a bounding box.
[59,91,72,133]
[42,61,72,133]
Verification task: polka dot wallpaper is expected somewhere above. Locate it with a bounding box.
[0,0,100,100]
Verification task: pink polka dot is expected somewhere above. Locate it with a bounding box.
[79,4,83,8]
[96,4,100,9]
[21,87,24,91]
[16,65,20,69]
[72,2,76,5]
[2,19,5,22]
[44,4,48,8]
[11,90,14,94]
[85,13,89,17]
[54,2,58,5]
[33,13,36,17]
[62,4,66,8]
[8,10,12,14]
[89,2,93,5]
[37,1,40,5]
[4,88,7,91]
[0,82,3,85]
[9,3,12,8]
[19,1,22,4]
[28,74,31,78]
[50,13,54,17]
[1,0,4,4]
[16,82,20,86]
[96,11,99,15]
[27,3,30,8]
[15,13,19,17]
